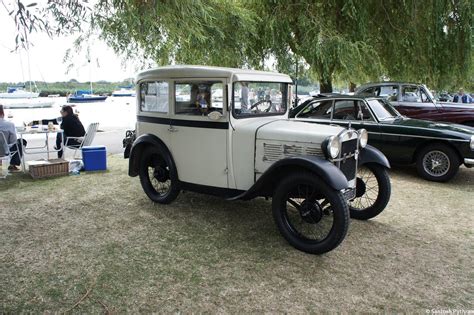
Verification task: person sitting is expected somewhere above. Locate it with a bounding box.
[0,104,26,172]
[39,105,85,158]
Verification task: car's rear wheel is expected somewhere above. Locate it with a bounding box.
[272,172,349,255]
[416,143,460,182]
[349,163,391,220]
[139,146,180,204]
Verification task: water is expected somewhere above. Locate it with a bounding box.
[4,96,137,132]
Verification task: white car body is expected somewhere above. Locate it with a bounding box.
[133,65,358,194]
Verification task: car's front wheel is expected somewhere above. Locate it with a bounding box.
[349,163,391,220]
[139,146,180,204]
[416,143,460,182]
[272,172,349,255]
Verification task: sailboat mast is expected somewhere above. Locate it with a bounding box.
[89,59,93,94]
[26,46,32,92]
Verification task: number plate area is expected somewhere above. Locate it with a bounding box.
[342,188,356,201]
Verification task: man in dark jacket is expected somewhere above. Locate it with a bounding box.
[452,88,473,103]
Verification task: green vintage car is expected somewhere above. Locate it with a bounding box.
[290,95,474,182]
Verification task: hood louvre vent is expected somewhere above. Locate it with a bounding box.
[263,143,323,162]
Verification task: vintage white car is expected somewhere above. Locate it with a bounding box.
[126,66,391,254]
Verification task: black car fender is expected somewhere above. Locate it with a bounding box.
[358,145,391,168]
[128,133,174,177]
[229,155,349,201]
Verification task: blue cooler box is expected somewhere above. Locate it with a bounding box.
[82,146,107,171]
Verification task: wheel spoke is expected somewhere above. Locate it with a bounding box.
[350,166,379,211]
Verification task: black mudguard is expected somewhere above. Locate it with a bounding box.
[128,133,171,177]
[358,145,391,168]
[229,155,349,201]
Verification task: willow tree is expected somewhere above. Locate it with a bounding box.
[249,0,385,92]
[2,0,262,68]
[251,0,472,92]
[368,0,472,90]
[4,0,472,91]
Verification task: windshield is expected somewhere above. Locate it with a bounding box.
[233,82,288,118]
[423,85,435,100]
[367,99,401,120]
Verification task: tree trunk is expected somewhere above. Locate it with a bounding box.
[349,82,357,92]
[320,79,333,93]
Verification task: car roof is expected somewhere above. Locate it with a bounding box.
[355,81,424,91]
[307,94,383,101]
[136,65,293,83]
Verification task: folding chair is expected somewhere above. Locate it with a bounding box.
[65,122,99,159]
[0,131,20,173]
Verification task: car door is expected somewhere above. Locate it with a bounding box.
[169,79,229,188]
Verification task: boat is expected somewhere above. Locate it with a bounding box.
[0,86,39,99]
[67,90,108,103]
[112,86,136,97]
[1,98,55,109]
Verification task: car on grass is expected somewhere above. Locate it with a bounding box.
[355,82,474,127]
[125,66,391,255]
[290,94,474,182]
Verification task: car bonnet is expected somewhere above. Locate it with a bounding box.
[256,120,346,143]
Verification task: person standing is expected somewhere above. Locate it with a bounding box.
[0,104,26,172]
[452,88,473,103]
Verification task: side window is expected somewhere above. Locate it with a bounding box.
[140,81,169,113]
[333,100,357,120]
[401,86,422,103]
[360,87,377,96]
[379,85,399,101]
[297,100,333,119]
[175,82,223,115]
[357,101,374,121]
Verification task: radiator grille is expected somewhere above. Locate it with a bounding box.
[339,156,357,181]
[338,139,358,181]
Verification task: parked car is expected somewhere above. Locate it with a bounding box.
[355,82,474,127]
[290,95,474,182]
[124,66,392,255]
[437,92,453,103]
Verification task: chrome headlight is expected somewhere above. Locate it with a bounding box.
[327,136,341,159]
[358,129,368,148]
[470,135,474,150]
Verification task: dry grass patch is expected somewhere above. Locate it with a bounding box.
[1,157,473,312]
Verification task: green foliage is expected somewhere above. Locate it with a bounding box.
[94,0,262,68]
[2,0,472,92]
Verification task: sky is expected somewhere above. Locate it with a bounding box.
[0,3,139,83]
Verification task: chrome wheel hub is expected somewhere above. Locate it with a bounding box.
[423,150,450,177]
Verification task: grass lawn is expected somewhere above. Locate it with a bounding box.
[1,156,473,313]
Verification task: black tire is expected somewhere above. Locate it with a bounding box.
[138,146,180,204]
[272,172,349,255]
[416,143,460,182]
[349,163,391,220]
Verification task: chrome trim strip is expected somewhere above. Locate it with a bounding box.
[367,132,470,142]
[464,158,474,165]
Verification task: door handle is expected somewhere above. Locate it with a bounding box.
[168,126,178,133]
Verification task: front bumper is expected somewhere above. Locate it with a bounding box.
[464,158,474,167]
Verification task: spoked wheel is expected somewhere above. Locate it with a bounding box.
[139,146,180,204]
[349,163,391,220]
[272,172,349,254]
[416,143,460,182]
